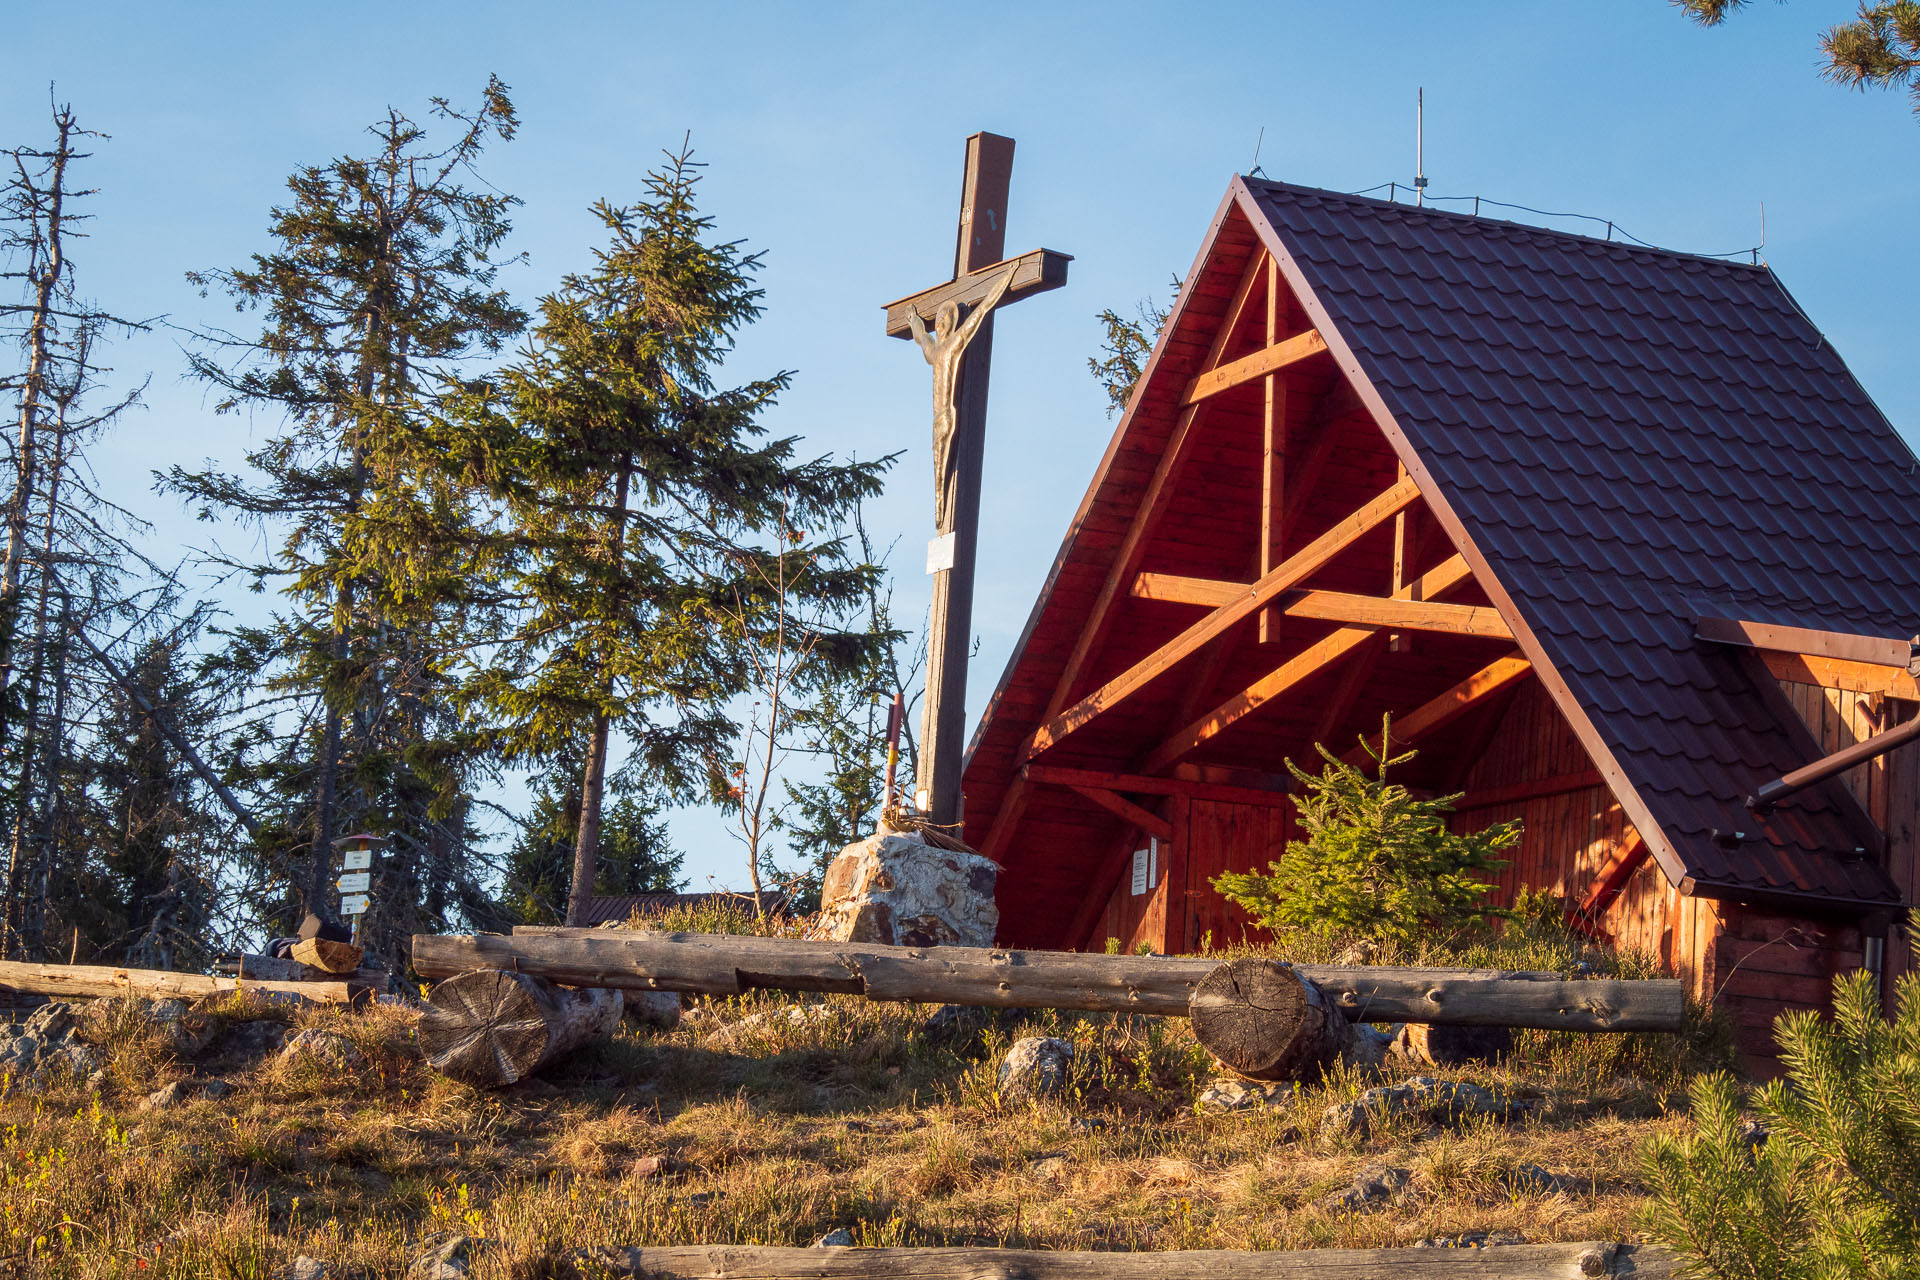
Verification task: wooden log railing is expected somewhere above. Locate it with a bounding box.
[0,959,363,1005]
[565,1242,1679,1279]
[409,930,1685,1033]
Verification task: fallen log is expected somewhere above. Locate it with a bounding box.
[418,969,623,1087]
[1190,957,1356,1081]
[0,959,360,1005]
[412,929,1684,1032]
[566,1242,1678,1279]
[214,955,388,987]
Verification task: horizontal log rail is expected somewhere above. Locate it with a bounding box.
[0,959,363,1005]
[411,930,1685,1032]
[569,1242,1677,1279]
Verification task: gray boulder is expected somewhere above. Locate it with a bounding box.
[811,832,998,947]
[1322,1076,1528,1135]
[811,1228,856,1247]
[280,1028,367,1071]
[140,1078,236,1111]
[623,991,682,1030]
[997,1035,1073,1105]
[409,1236,488,1280]
[1319,1163,1410,1213]
[1197,1077,1294,1112]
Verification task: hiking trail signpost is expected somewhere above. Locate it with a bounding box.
[883,131,1069,831]
[332,833,386,942]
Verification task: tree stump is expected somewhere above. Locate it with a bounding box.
[1189,958,1355,1082]
[419,969,623,1087]
[291,938,365,974]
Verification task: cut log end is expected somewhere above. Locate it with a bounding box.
[291,937,365,974]
[420,969,622,1088]
[1189,958,1354,1082]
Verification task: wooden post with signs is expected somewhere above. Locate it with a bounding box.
[883,132,1069,831]
[332,834,385,944]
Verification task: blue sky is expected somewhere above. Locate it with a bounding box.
[10,2,1917,895]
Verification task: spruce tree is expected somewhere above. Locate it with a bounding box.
[450,142,886,925]
[166,78,524,941]
[1211,718,1517,946]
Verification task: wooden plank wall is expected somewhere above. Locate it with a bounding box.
[1775,681,1919,1005]
[1088,798,1295,954]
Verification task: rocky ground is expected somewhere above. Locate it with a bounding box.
[0,969,1727,1280]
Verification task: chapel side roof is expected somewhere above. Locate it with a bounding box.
[1241,178,1919,906]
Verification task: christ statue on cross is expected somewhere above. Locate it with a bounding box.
[907,265,1015,533]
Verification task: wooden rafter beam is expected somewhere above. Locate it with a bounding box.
[1068,785,1174,842]
[1131,578,1511,639]
[1755,650,1920,702]
[1140,627,1376,776]
[1181,330,1329,406]
[1020,476,1422,762]
[1022,764,1288,809]
[1695,615,1918,673]
[1342,653,1534,766]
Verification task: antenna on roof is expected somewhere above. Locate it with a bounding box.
[1414,88,1428,207]
[1250,125,1267,179]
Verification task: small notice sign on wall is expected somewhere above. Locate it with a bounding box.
[1129,838,1159,896]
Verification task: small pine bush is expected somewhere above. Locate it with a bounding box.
[1643,970,1920,1279]
[1210,719,1518,947]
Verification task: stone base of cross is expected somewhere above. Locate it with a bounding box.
[882,132,1069,832]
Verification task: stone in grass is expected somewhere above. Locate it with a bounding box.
[1321,1076,1529,1136]
[812,1228,857,1247]
[140,1078,237,1111]
[996,1036,1072,1105]
[214,1019,290,1062]
[285,1258,332,1280]
[1197,1077,1294,1112]
[1319,1163,1410,1213]
[624,991,683,1031]
[409,1236,489,1280]
[280,1028,367,1071]
[629,1154,686,1180]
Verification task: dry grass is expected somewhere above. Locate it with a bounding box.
[0,958,1730,1280]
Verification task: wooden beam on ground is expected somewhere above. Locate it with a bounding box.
[1756,649,1920,702]
[1141,627,1376,775]
[1181,330,1330,405]
[415,930,1687,1031]
[881,248,1072,338]
[1132,579,1512,639]
[1344,654,1534,766]
[1068,785,1174,842]
[568,1243,1679,1280]
[0,960,361,1005]
[1696,615,1918,672]
[1023,764,1289,808]
[1021,476,1422,762]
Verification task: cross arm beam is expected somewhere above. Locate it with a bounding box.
[1131,576,1511,639]
[1068,785,1174,842]
[1019,476,1421,762]
[883,248,1073,339]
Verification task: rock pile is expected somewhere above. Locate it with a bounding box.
[811,831,998,947]
[997,1035,1073,1104]
[1322,1076,1530,1135]
[0,1003,95,1086]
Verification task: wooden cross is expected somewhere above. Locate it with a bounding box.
[883,132,1070,830]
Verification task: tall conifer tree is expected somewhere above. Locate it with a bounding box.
[167,79,524,940]
[452,143,886,925]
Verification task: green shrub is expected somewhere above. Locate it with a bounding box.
[1209,720,1518,947]
[1643,971,1920,1279]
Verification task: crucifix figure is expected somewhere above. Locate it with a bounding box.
[882,131,1070,831]
[908,266,1013,533]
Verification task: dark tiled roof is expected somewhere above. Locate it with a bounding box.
[1246,179,1917,905]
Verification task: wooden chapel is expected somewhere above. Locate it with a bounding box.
[961,176,1920,1064]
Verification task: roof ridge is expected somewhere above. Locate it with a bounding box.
[1243,175,1770,274]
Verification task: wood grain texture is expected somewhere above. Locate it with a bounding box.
[1132,578,1511,639]
[568,1242,1679,1279]
[1182,330,1330,405]
[419,969,623,1087]
[414,931,1686,1031]
[1190,958,1352,1080]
